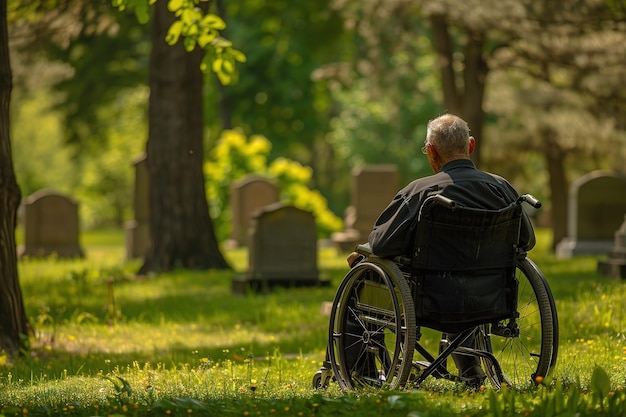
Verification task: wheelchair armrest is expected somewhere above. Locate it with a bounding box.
[354,243,410,267]
[355,243,373,256]
[394,256,411,266]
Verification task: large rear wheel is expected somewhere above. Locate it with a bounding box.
[327,259,416,390]
[478,257,558,388]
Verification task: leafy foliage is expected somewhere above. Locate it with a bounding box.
[11,91,75,197]
[268,157,344,238]
[205,130,343,240]
[12,1,152,151]
[112,0,246,84]
[202,0,349,209]
[9,0,626,246]
[111,0,155,24]
[11,87,146,229]
[73,88,147,227]
[328,78,435,187]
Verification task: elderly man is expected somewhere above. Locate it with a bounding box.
[348,113,535,387]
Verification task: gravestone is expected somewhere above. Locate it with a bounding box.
[229,175,279,247]
[19,189,84,258]
[556,171,626,257]
[330,206,360,251]
[125,154,151,259]
[597,214,626,279]
[331,165,399,251]
[232,203,326,293]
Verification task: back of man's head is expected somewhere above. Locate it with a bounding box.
[426,114,471,160]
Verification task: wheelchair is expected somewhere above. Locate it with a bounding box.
[313,194,558,390]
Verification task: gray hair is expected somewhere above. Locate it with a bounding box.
[425,114,471,158]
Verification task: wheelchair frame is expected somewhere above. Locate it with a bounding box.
[313,194,558,390]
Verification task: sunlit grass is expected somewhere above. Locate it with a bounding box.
[3,227,626,416]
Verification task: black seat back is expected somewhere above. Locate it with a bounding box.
[411,198,522,333]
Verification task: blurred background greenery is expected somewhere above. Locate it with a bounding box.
[8,0,626,248]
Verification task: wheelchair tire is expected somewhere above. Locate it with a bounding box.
[477,257,558,388]
[327,258,416,390]
[312,370,330,390]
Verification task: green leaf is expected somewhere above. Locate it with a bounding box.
[554,381,564,414]
[211,37,232,49]
[488,390,502,417]
[200,54,212,72]
[186,23,200,37]
[201,14,226,30]
[152,398,180,410]
[183,36,196,52]
[212,58,224,73]
[231,49,247,63]
[168,0,184,12]
[222,59,234,74]
[181,7,202,24]
[386,395,406,410]
[198,33,217,49]
[217,71,232,85]
[591,366,612,400]
[165,20,183,45]
[544,396,555,417]
[567,384,581,412]
[134,0,150,24]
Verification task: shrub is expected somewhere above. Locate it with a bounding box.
[205,130,342,241]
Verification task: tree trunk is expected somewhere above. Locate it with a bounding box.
[430,15,488,167]
[0,0,30,355]
[461,30,488,168]
[430,15,461,114]
[139,0,230,274]
[542,128,568,251]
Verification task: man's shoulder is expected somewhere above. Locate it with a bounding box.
[479,170,511,185]
[403,171,453,192]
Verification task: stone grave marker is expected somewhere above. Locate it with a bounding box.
[598,214,626,279]
[556,171,626,257]
[229,175,279,247]
[232,203,326,293]
[332,165,399,251]
[19,189,84,258]
[125,154,151,259]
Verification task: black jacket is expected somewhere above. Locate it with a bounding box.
[368,159,536,258]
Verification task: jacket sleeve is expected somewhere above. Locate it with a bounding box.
[368,191,423,258]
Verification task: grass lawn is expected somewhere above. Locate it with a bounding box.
[2,228,626,416]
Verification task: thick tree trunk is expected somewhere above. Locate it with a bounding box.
[430,16,488,167]
[461,31,488,168]
[0,0,30,355]
[430,15,461,114]
[139,0,230,274]
[542,128,568,251]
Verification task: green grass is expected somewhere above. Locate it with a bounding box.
[2,228,626,416]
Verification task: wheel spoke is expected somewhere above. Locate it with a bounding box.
[479,258,557,388]
[328,260,416,390]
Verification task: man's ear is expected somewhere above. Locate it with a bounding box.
[468,136,476,154]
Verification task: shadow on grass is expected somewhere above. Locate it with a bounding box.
[11,264,353,382]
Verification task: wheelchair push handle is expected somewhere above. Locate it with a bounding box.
[429,193,541,210]
[518,194,542,209]
[433,194,456,210]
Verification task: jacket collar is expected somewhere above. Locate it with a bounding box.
[440,158,476,172]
